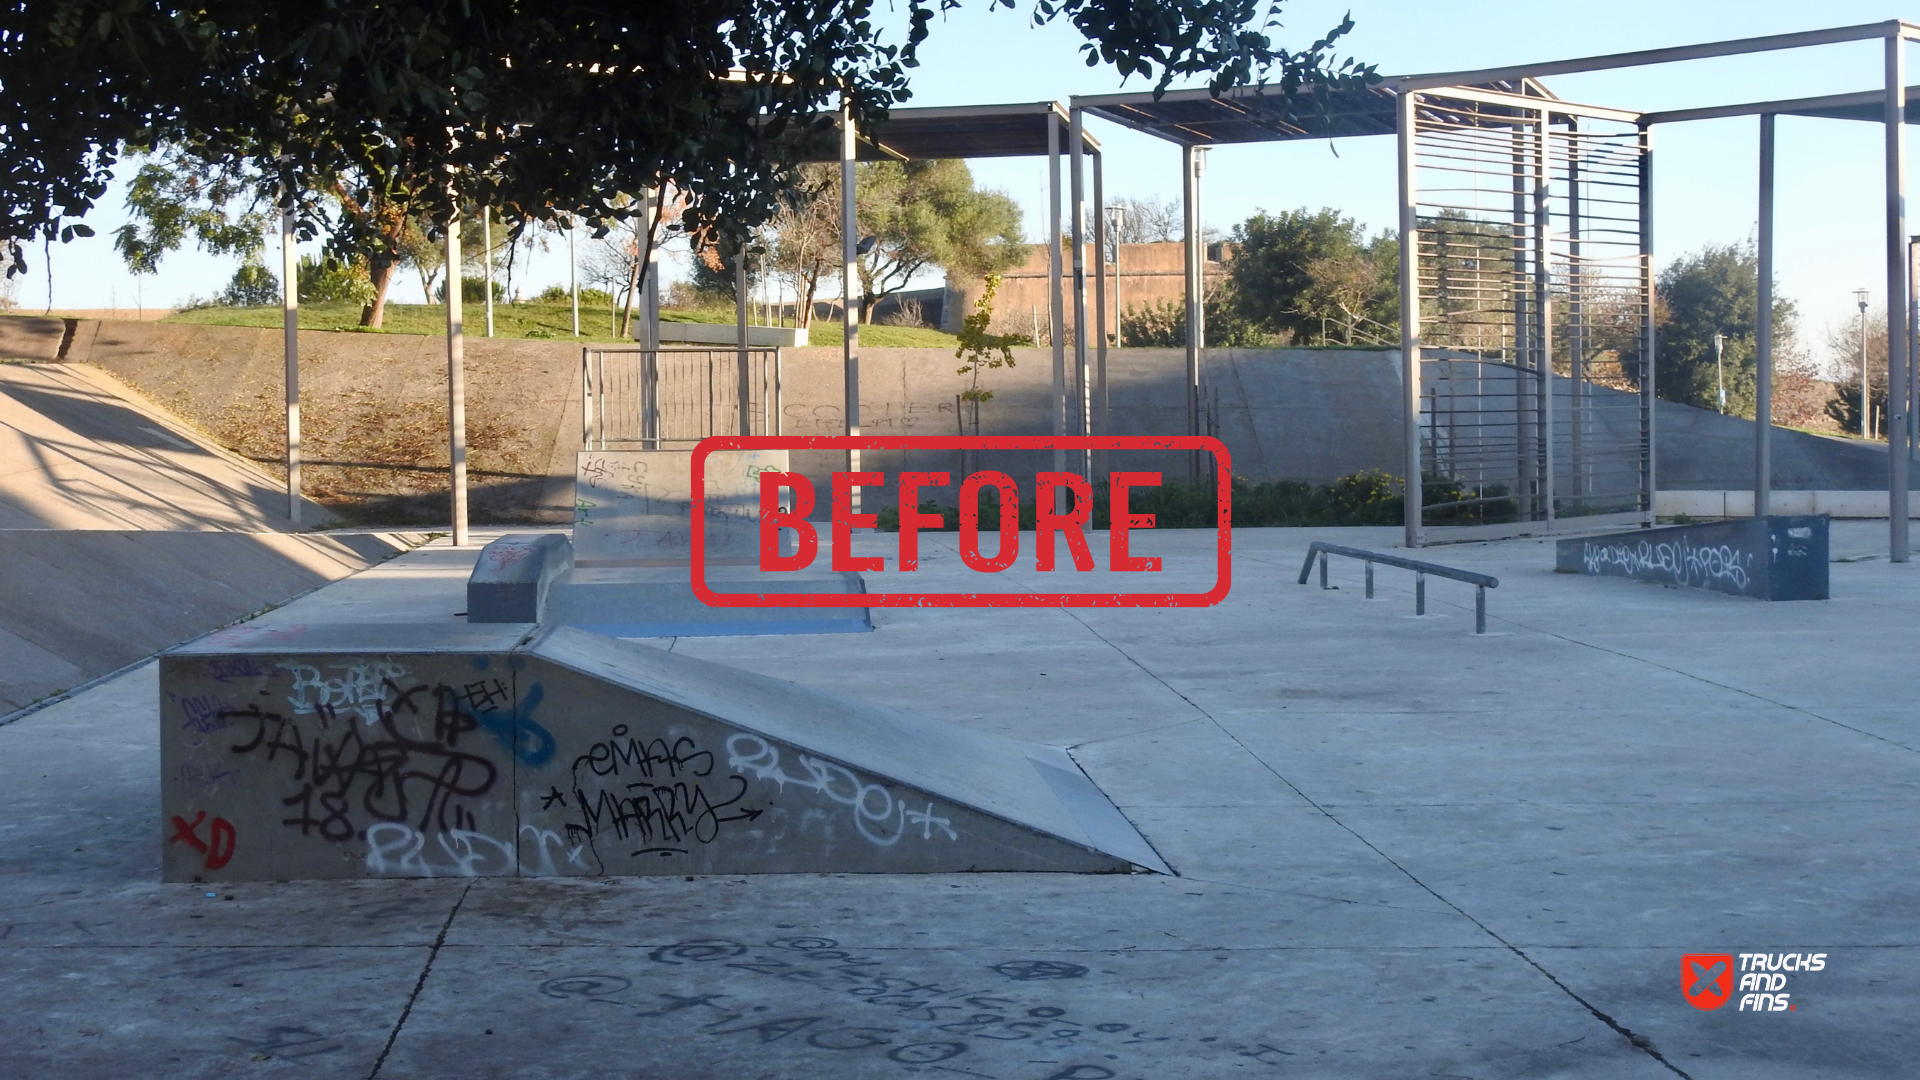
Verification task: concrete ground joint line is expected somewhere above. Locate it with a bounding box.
[1063,614,1691,1077]
[1066,716,1210,749]
[1501,618,1920,757]
[367,881,471,1080]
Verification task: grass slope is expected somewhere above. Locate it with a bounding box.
[166,300,959,348]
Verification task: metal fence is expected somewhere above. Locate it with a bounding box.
[581,346,783,449]
[1411,89,1652,537]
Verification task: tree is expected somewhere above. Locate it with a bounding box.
[1656,240,1797,417]
[853,159,1026,320]
[767,164,841,329]
[1225,207,1396,344]
[3,1,1375,290]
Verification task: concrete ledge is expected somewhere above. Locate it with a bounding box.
[467,534,573,623]
[1555,515,1829,600]
[1657,490,1920,519]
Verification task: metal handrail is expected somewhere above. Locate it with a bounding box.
[1296,541,1499,634]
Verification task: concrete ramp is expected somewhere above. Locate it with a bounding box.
[160,623,1165,882]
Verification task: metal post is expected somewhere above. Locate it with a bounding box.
[1534,109,1554,530]
[1639,122,1657,525]
[482,208,494,338]
[445,213,469,547]
[1181,144,1206,479]
[1757,114,1775,518]
[1049,112,1067,505]
[1415,572,1426,615]
[1475,586,1486,634]
[580,347,591,448]
[1093,148,1109,479]
[1910,237,1919,450]
[569,216,580,337]
[1070,108,1092,482]
[1886,31,1910,559]
[736,250,752,436]
[1512,126,1533,520]
[1858,293,1872,440]
[1398,90,1424,547]
[1714,333,1726,413]
[841,96,862,511]
[1364,561,1374,599]
[1568,119,1585,502]
[280,206,300,525]
[1318,552,1328,589]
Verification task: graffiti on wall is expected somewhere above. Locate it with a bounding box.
[1581,537,1755,591]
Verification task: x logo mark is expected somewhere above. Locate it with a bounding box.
[1686,960,1727,996]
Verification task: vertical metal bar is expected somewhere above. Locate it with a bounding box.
[482,209,494,338]
[1756,113,1775,518]
[1365,562,1374,599]
[1536,109,1555,530]
[1568,120,1585,504]
[580,348,591,448]
[736,252,752,436]
[1094,148,1110,481]
[1639,122,1657,525]
[1476,587,1486,634]
[1049,112,1067,503]
[1886,32,1910,559]
[1512,124,1533,520]
[1182,143,1203,479]
[1416,572,1426,615]
[841,95,862,512]
[1319,552,1328,590]
[1070,107,1091,482]
[1398,91,1424,548]
[445,213,468,546]
[280,206,300,525]
[775,349,784,436]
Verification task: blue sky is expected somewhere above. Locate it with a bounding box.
[10,2,1916,371]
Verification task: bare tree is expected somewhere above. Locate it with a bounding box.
[1107,196,1182,245]
[767,164,839,328]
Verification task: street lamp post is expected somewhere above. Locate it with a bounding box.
[1857,288,1873,439]
[1713,332,1726,414]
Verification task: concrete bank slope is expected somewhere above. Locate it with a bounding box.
[0,529,423,718]
[0,361,336,530]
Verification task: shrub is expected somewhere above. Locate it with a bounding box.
[217,262,279,307]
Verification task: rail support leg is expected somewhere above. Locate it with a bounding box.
[1319,553,1329,590]
[1475,586,1486,634]
[1416,572,1426,616]
[1365,562,1374,599]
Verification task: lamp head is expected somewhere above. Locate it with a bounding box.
[1855,287,1871,311]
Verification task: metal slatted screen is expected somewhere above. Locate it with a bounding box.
[581,347,783,449]
[1413,91,1652,536]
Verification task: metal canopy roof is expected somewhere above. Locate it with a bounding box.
[784,102,1099,162]
[1072,78,1558,146]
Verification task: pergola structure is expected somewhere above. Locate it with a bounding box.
[787,101,1103,502]
[1072,19,1920,558]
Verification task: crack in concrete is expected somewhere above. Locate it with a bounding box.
[367,881,470,1080]
[1061,607,1696,1080]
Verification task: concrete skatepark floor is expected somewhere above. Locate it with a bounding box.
[3,523,1917,1078]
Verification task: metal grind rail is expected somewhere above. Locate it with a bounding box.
[1296,542,1500,634]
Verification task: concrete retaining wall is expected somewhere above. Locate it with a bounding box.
[13,314,1906,525]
